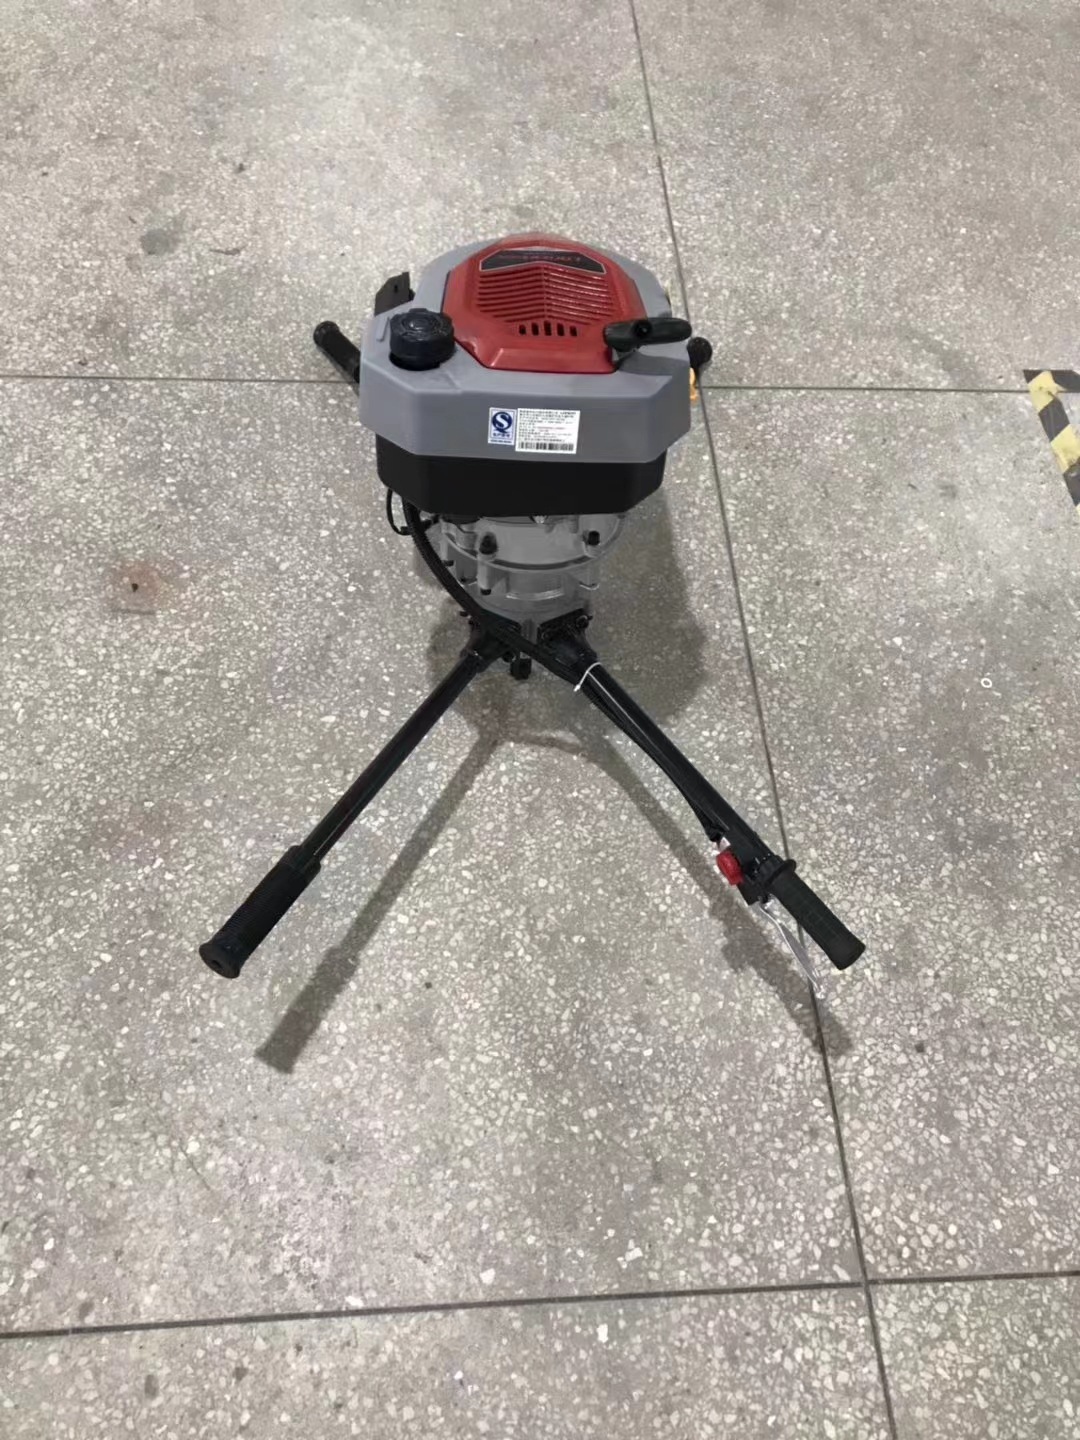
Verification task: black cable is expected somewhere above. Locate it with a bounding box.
[387,490,441,538]
[385,488,411,536]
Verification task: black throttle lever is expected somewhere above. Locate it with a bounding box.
[716,846,865,995]
[604,315,693,355]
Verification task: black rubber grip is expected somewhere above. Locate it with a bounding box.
[768,867,864,970]
[604,316,693,353]
[200,846,321,979]
[312,321,361,385]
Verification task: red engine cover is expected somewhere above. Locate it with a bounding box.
[441,233,645,374]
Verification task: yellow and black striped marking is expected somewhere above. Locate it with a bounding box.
[1024,369,1080,506]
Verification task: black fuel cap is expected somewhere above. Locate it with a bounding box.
[389,308,456,370]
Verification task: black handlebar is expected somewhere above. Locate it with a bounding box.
[200,846,321,979]
[313,321,361,386]
[766,864,864,970]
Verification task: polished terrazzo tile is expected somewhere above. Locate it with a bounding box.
[1,1289,887,1439]
[636,0,1080,386]
[714,388,1080,1275]
[878,1278,1080,1439]
[0,0,673,378]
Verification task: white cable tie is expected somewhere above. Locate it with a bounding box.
[574,661,602,693]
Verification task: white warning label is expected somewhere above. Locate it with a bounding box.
[515,407,580,455]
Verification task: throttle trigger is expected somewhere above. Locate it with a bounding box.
[753,898,826,1000]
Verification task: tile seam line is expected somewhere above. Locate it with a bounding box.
[704,384,1026,396]
[810,983,900,1438]
[0,372,1027,395]
[622,0,791,854]
[873,1267,1080,1289]
[0,1279,864,1344]
[704,367,906,1440]
[623,5,897,1434]
[3,1267,1077,1345]
[0,372,344,384]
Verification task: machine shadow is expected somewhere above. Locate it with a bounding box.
[255,729,499,1074]
[257,491,850,1073]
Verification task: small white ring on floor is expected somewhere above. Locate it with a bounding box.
[574,661,601,693]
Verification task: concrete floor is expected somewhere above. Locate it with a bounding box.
[2,1,1079,1436]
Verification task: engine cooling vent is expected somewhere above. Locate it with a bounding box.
[474,265,615,330]
[441,233,645,374]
